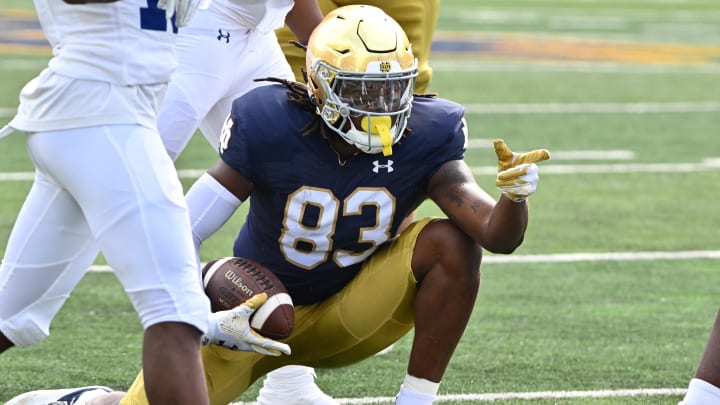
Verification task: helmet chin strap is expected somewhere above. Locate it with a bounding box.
[361,116,393,156]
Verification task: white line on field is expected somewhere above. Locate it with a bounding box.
[3,101,719,119]
[466,140,635,160]
[463,101,720,114]
[0,60,48,71]
[484,250,720,263]
[4,56,720,75]
[544,150,635,160]
[231,387,687,404]
[1,108,15,117]
[430,60,720,74]
[87,250,720,272]
[1,159,719,182]
[470,160,720,175]
[0,172,35,181]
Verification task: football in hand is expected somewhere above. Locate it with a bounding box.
[202,257,294,340]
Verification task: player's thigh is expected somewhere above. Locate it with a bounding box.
[163,22,257,124]
[224,31,293,97]
[159,26,246,152]
[29,125,210,331]
[0,166,96,346]
[199,32,293,146]
[240,31,295,83]
[288,217,438,368]
[173,28,243,103]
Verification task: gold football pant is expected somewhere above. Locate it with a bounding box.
[276,0,440,93]
[122,217,437,405]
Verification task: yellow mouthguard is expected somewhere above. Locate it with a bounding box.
[361,116,393,156]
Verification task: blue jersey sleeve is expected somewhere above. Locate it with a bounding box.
[219,105,253,180]
[407,96,468,191]
[220,84,308,182]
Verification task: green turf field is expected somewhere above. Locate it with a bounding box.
[1,1,719,404]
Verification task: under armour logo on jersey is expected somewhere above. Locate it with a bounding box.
[372,160,394,173]
[217,29,230,43]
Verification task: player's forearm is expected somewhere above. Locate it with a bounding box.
[482,195,529,254]
[285,0,324,44]
[440,191,529,254]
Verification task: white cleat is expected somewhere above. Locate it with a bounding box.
[255,365,338,405]
[5,386,112,405]
[375,344,395,356]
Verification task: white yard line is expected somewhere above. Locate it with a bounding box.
[467,140,635,160]
[463,101,720,114]
[1,107,17,117]
[431,60,720,74]
[3,58,720,75]
[0,160,718,182]
[3,101,719,119]
[0,59,48,71]
[473,160,720,175]
[484,250,720,263]
[543,150,635,160]
[231,387,687,404]
[86,250,720,272]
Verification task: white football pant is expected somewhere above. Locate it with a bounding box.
[0,125,210,346]
[160,10,295,160]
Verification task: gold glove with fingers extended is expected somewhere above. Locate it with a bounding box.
[201,293,292,356]
[493,139,550,202]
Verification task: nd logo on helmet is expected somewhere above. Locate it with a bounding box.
[379,61,391,72]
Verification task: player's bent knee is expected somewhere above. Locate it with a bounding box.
[413,219,482,282]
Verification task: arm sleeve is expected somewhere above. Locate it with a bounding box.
[185,173,243,252]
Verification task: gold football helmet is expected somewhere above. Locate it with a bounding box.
[306,5,418,156]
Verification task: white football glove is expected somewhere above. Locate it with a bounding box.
[156,0,204,27]
[494,139,550,202]
[201,293,291,356]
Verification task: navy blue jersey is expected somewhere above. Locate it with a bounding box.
[221,84,467,305]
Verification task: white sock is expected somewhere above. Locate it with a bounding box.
[264,366,317,388]
[680,378,720,405]
[395,374,439,405]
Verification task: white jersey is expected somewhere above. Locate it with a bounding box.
[1,0,179,136]
[35,0,177,85]
[205,0,294,33]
